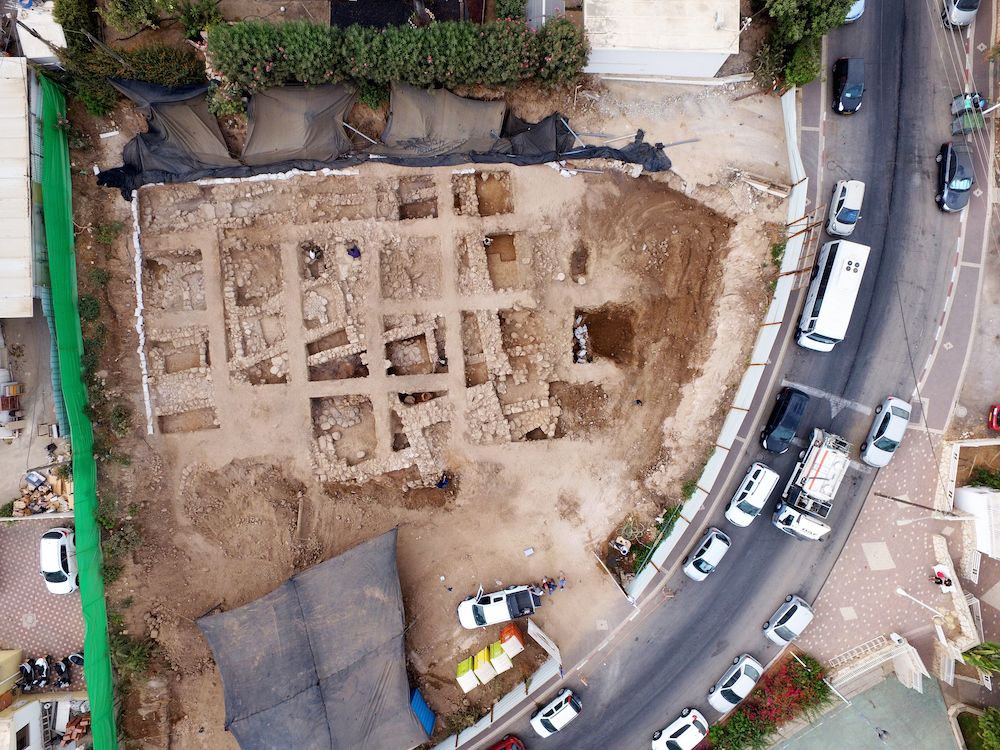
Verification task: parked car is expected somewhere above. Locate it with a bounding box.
[936,141,975,213]
[725,463,780,527]
[457,585,541,629]
[652,707,709,750]
[826,180,865,237]
[763,595,815,646]
[943,0,981,28]
[845,0,865,22]
[39,527,78,595]
[989,404,1000,431]
[761,387,810,454]
[487,735,526,750]
[708,655,763,714]
[832,58,865,114]
[682,528,732,582]
[860,397,912,467]
[530,689,582,738]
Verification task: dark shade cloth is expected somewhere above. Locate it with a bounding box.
[242,85,356,166]
[98,81,670,198]
[197,530,428,750]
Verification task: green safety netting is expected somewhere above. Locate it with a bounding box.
[40,76,119,749]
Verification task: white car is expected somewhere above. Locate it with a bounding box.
[826,180,865,236]
[529,689,582,737]
[708,654,763,714]
[724,463,780,527]
[39,527,78,595]
[682,528,731,582]
[763,595,815,646]
[652,707,708,750]
[845,0,865,22]
[860,396,911,467]
[457,585,541,629]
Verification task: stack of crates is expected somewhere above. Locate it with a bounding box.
[473,647,497,684]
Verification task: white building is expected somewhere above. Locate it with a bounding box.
[0,57,32,319]
[584,0,741,79]
[955,485,1000,558]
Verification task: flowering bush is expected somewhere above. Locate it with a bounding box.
[207,17,588,94]
[708,654,831,750]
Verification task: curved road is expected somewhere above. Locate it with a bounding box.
[468,0,991,747]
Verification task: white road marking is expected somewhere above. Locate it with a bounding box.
[780,379,874,418]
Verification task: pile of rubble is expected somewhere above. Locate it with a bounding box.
[13,468,73,516]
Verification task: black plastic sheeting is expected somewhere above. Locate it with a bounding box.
[198,530,428,750]
[98,81,670,199]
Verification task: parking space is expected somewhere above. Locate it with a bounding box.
[0,519,85,690]
[774,676,955,750]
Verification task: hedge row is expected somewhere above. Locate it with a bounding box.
[207,17,589,92]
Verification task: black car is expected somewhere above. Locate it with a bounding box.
[936,141,975,213]
[832,58,864,114]
[761,387,810,454]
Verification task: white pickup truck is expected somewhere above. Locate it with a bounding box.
[457,585,541,629]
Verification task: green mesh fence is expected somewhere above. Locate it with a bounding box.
[40,76,119,749]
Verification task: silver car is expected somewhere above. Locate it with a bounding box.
[861,396,911,467]
[763,595,815,646]
[845,0,865,22]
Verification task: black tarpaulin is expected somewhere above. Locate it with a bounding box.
[242,85,356,165]
[98,82,670,197]
[197,530,427,750]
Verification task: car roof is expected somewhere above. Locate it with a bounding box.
[39,537,63,569]
[951,143,975,177]
[778,388,809,420]
[841,180,865,204]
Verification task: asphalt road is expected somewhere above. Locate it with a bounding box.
[471,1,985,747]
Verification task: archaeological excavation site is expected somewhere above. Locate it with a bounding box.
[107,160,776,747]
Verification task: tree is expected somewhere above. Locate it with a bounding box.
[766,0,855,45]
[980,707,1000,750]
[963,642,1000,673]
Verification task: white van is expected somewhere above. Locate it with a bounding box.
[725,463,780,527]
[797,240,870,352]
[771,504,831,541]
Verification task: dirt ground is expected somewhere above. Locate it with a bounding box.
[69,73,787,748]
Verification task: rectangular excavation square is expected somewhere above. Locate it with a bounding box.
[380,237,443,300]
[484,234,520,290]
[451,171,513,216]
[220,239,288,384]
[396,175,438,220]
[311,395,377,472]
[384,313,447,376]
[143,250,206,312]
[147,326,218,433]
[572,305,637,365]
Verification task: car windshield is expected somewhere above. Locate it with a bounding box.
[844,84,863,98]
[693,717,707,733]
[670,724,692,739]
[736,499,761,515]
[874,436,900,452]
[891,406,911,418]
[44,570,68,583]
[472,605,486,626]
[775,625,798,642]
[771,425,794,443]
[694,558,715,574]
[743,664,761,680]
[808,332,840,345]
[777,607,797,626]
[722,671,741,689]
[837,207,860,223]
[720,688,741,705]
[957,0,980,9]
[665,742,682,750]
[541,718,555,733]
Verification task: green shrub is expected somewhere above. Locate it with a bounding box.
[766,0,854,45]
[111,403,133,437]
[207,18,588,93]
[0,501,13,518]
[105,522,142,557]
[54,0,99,56]
[109,633,155,682]
[783,36,821,87]
[207,82,246,116]
[770,241,786,268]
[102,558,124,583]
[357,80,389,110]
[79,294,100,322]
[89,267,112,287]
[495,0,526,19]
[99,0,162,34]
[980,708,1000,750]
[971,468,1000,490]
[93,221,124,245]
[178,0,221,40]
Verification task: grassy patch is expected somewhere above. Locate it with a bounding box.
[959,712,985,750]
[770,241,786,268]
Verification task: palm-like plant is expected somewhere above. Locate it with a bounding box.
[963,642,1000,673]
